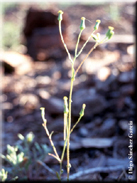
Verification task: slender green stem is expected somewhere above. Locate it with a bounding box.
[59,135,68,179]
[64,113,67,141]
[75,42,99,76]
[58,18,98,181]
[76,30,95,58]
[59,65,75,181]
[99,37,109,44]
[42,123,61,162]
[75,30,83,57]
[59,19,81,180]
[67,65,75,180]
[59,21,73,63]
[61,138,68,162]
[70,116,82,134]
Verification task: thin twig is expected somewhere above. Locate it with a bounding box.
[75,42,99,76]
[68,165,127,180]
[42,123,61,162]
[117,169,128,181]
[70,116,82,134]
[75,30,83,57]
[59,21,73,63]
[76,30,95,58]
[67,68,74,180]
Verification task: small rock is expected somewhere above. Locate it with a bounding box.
[119,120,129,131]
[82,50,120,74]
[102,118,116,130]
[19,93,40,111]
[101,118,116,136]
[23,8,69,60]
[36,76,51,87]
[69,141,82,150]
[59,140,82,150]
[124,96,135,109]
[40,97,64,114]
[72,88,107,117]
[94,117,102,126]
[127,44,135,55]
[106,157,129,167]
[96,74,117,92]
[118,70,135,83]
[109,91,120,98]
[116,97,125,109]
[81,138,114,148]
[48,117,64,132]
[58,79,71,91]
[120,84,134,95]
[78,127,88,137]
[1,51,33,75]
[96,67,111,81]
[37,89,50,99]
[2,102,13,110]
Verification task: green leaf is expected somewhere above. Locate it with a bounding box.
[18,134,25,141]
[17,152,24,164]
[56,171,61,180]
[0,169,8,182]
[0,154,6,159]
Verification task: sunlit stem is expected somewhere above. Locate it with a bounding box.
[42,123,61,162]
[76,30,95,58]
[59,20,73,63]
[70,116,82,134]
[75,42,99,76]
[67,63,75,180]
[64,113,67,140]
[75,30,83,58]
[99,37,109,44]
[59,136,68,178]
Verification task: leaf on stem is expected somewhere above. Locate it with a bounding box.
[56,171,61,180]
[49,131,54,140]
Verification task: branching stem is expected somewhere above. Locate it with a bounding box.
[75,42,99,76]
[76,30,95,58]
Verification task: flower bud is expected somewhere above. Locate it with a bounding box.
[58,10,63,21]
[92,33,100,42]
[79,104,86,117]
[26,132,34,144]
[61,169,64,174]
[92,34,97,41]
[94,19,101,30]
[63,96,69,113]
[106,26,114,39]
[80,17,86,30]
[66,163,71,168]
[18,133,24,141]
[40,107,45,118]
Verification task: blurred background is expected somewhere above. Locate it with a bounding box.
[0,0,136,181]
